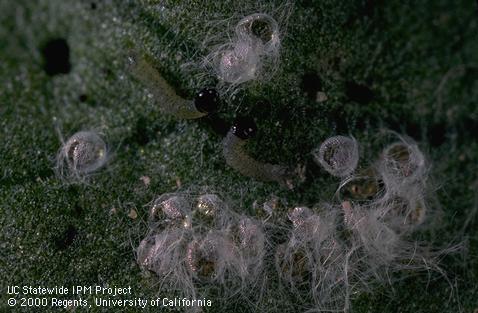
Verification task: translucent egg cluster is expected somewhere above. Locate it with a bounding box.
[275,133,437,311]
[137,193,266,301]
[137,134,434,312]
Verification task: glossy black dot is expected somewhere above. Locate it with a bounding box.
[90,2,97,9]
[194,88,220,113]
[42,38,71,76]
[232,116,257,140]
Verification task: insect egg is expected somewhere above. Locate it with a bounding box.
[150,194,191,228]
[193,194,224,228]
[195,194,223,218]
[218,39,259,84]
[57,131,108,179]
[313,135,359,177]
[235,13,280,56]
[381,141,425,183]
[288,206,313,229]
[186,239,218,279]
[338,168,385,202]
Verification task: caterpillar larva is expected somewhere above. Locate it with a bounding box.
[127,50,219,119]
[222,117,301,189]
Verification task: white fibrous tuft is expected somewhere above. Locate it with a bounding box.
[55,130,109,182]
[377,136,427,192]
[235,13,280,56]
[205,12,282,86]
[135,131,452,312]
[276,207,349,311]
[337,168,385,203]
[236,217,266,277]
[149,194,193,229]
[313,135,359,177]
[339,196,447,292]
[273,133,451,312]
[217,38,260,84]
[137,192,267,305]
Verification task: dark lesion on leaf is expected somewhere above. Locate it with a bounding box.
[54,224,78,250]
[42,38,71,76]
[300,72,323,101]
[345,81,374,105]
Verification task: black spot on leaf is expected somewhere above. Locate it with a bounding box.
[79,94,88,103]
[300,72,322,101]
[132,117,154,146]
[427,123,446,147]
[55,225,78,250]
[405,121,421,140]
[326,107,349,133]
[42,38,71,76]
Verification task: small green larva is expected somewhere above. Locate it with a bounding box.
[222,117,300,189]
[127,50,219,119]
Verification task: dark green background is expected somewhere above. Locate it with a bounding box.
[1,0,477,312]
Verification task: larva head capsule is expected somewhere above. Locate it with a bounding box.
[194,88,220,114]
[314,135,359,177]
[231,116,257,139]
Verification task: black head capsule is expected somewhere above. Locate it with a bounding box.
[231,116,257,140]
[194,88,220,114]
